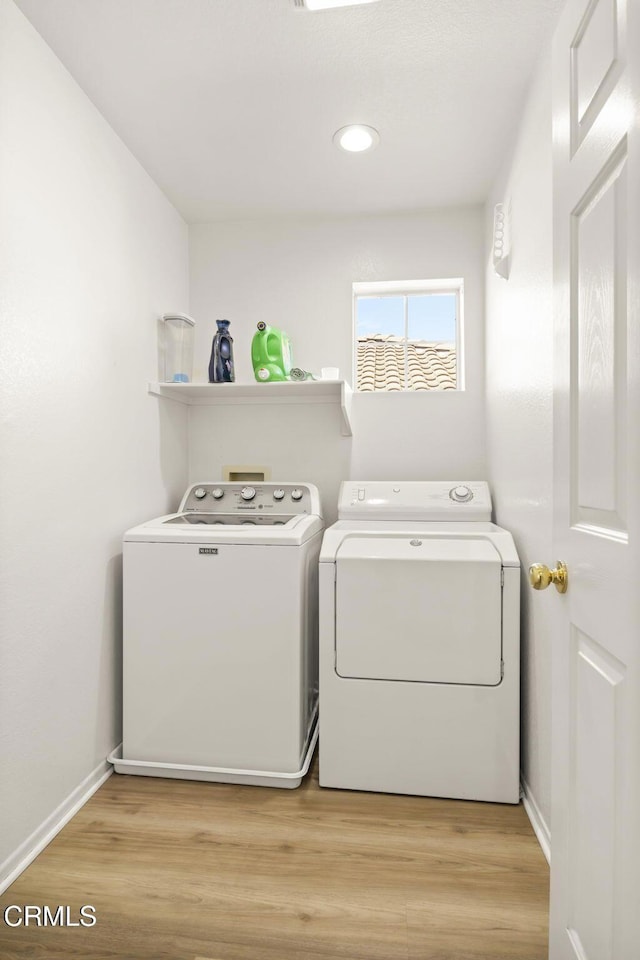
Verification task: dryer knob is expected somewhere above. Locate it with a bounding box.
[194,487,207,500]
[450,485,473,503]
[211,488,224,500]
[241,486,256,501]
[291,488,304,501]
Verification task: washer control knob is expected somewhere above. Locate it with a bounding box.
[273,489,285,501]
[194,487,207,500]
[241,486,256,501]
[211,488,224,500]
[291,488,304,501]
[450,485,473,503]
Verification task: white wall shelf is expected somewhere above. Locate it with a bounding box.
[148,380,353,437]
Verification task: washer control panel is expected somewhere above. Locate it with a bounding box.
[339,481,491,521]
[178,482,321,517]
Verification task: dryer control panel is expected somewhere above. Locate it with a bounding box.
[338,481,492,521]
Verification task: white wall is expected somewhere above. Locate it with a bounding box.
[485,50,556,839]
[189,207,486,516]
[0,0,189,886]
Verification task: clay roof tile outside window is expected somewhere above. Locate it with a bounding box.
[356,334,457,392]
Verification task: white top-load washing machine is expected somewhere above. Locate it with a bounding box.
[112,482,323,788]
[319,481,520,803]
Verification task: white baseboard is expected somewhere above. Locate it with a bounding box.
[521,776,551,864]
[0,753,114,894]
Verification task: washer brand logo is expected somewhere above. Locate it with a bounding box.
[199,548,218,555]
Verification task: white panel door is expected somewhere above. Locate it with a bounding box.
[551,0,640,957]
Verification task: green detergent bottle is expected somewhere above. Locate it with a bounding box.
[251,321,293,382]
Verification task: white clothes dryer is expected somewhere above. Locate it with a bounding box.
[112,482,323,788]
[319,481,520,803]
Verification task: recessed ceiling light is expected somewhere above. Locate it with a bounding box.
[297,0,380,9]
[333,124,380,153]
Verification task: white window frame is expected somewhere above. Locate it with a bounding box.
[352,278,465,392]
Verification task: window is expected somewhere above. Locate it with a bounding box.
[353,279,463,392]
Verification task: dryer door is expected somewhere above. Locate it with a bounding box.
[335,537,503,686]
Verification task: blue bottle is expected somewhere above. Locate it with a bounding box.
[209,319,235,383]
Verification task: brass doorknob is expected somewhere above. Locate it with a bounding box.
[528,561,568,594]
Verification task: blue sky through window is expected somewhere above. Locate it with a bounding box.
[356,293,457,342]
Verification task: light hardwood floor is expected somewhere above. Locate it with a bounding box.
[0,757,549,959]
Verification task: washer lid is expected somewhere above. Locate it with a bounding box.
[335,536,503,686]
[123,512,323,546]
[163,513,294,526]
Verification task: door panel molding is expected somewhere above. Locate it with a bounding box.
[567,627,625,960]
[570,0,624,154]
[569,138,627,538]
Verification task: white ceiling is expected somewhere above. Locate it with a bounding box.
[15,0,563,223]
